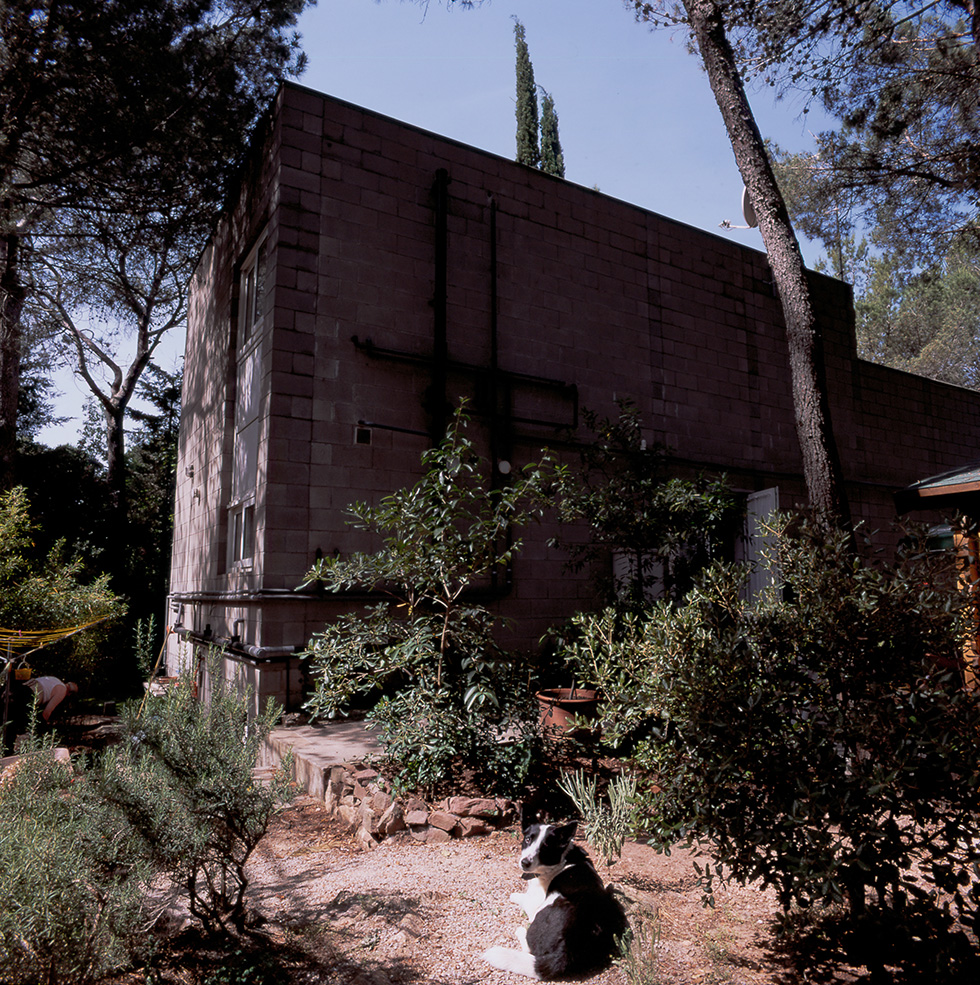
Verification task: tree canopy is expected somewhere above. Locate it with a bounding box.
[0,0,311,486]
[697,1,980,269]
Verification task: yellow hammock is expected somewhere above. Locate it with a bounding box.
[0,617,110,662]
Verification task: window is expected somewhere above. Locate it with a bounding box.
[238,236,267,349]
[229,502,255,565]
[228,232,266,570]
[736,487,780,600]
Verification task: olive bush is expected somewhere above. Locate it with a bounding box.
[580,514,980,929]
[551,400,739,607]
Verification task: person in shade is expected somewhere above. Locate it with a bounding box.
[25,676,78,724]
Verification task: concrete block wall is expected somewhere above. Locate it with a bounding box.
[168,81,980,674]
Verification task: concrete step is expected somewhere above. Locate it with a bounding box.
[257,719,382,800]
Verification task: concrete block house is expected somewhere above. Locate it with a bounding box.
[166,81,980,714]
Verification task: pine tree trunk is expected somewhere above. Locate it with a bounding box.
[0,231,25,491]
[682,0,851,530]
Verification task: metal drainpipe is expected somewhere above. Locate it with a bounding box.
[487,194,515,595]
[431,169,450,442]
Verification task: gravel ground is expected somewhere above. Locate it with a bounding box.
[242,796,800,985]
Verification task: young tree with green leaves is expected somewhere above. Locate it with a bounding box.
[553,400,737,607]
[300,406,556,794]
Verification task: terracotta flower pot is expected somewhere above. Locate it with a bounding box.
[536,687,599,738]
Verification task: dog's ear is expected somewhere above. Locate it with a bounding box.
[556,821,579,846]
[518,794,547,830]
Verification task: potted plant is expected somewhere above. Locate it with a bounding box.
[536,610,619,737]
[536,684,600,736]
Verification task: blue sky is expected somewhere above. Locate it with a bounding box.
[37,0,828,447]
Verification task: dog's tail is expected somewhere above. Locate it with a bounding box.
[482,946,541,980]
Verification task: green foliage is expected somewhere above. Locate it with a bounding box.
[539,89,565,178]
[514,19,540,168]
[134,614,159,679]
[773,141,980,390]
[200,945,283,985]
[12,441,113,573]
[96,657,293,934]
[856,243,980,388]
[0,737,153,985]
[717,2,980,263]
[0,486,124,682]
[552,400,739,606]
[123,364,182,645]
[0,658,291,983]
[300,406,555,794]
[586,513,980,927]
[513,20,566,179]
[558,769,637,866]
[615,904,662,985]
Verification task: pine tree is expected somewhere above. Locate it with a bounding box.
[539,89,565,178]
[514,20,540,168]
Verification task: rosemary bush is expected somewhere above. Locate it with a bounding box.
[558,768,638,866]
[0,735,152,985]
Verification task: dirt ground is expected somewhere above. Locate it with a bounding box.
[55,716,976,984]
[216,796,862,985]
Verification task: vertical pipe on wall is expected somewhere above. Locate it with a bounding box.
[487,195,514,593]
[431,169,450,442]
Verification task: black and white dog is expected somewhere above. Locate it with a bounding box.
[482,821,628,980]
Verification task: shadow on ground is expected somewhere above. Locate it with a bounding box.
[768,901,980,984]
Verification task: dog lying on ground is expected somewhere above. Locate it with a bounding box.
[482,821,628,980]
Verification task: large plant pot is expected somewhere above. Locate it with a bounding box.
[536,688,599,738]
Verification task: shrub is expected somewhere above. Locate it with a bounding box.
[558,768,638,866]
[95,657,293,934]
[0,486,124,694]
[583,514,980,927]
[300,406,554,794]
[551,400,738,607]
[0,735,153,985]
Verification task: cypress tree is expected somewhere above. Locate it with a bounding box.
[539,89,565,178]
[514,20,540,168]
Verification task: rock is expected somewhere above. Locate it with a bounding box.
[244,907,267,928]
[446,796,498,817]
[337,804,360,832]
[399,913,426,938]
[356,825,379,851]
[405,809,429,827]
[458,817,492,837]
[371,790,393,814]
[379,802,406,836]
[425,827,453,844]
[359,801,381,837]
[324,766,349,813]
[428,810,459,834]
